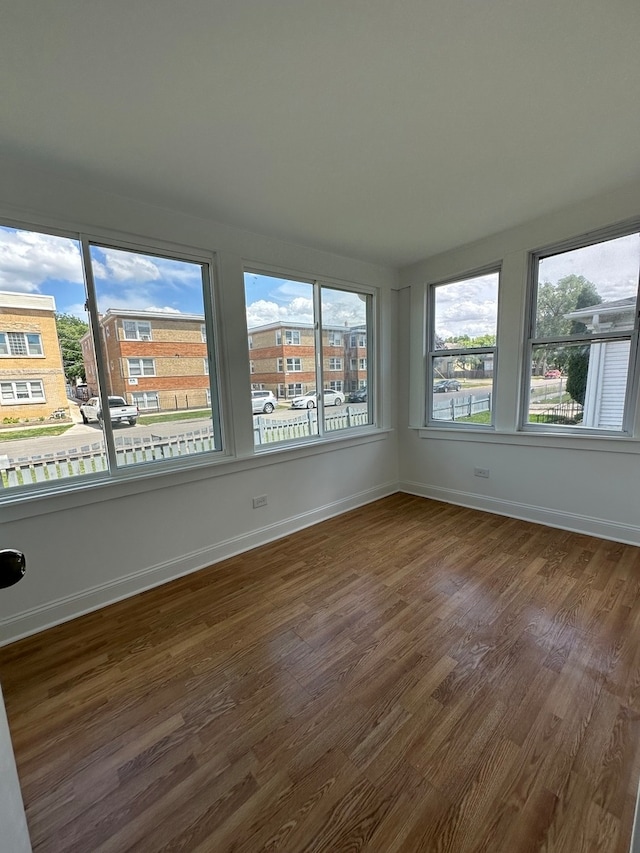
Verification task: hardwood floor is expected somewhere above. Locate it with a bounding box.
[2,494,640,852]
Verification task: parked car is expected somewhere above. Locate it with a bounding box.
[251,390,278,414]
[348,387,367,403]
[290,389,343,409]
[544,369,562,379]
[80,396,138,425]
[433,379,461,393]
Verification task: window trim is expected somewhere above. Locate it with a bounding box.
[0,331,44,357]
[0,378,46,403]
[426,265,500,430]
[521,222,640,436]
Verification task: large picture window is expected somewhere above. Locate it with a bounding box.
[244,271,374,447]
[524,229,640,433]
[0,224,222,495]
[427,269,500,427]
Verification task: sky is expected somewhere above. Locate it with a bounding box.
[0,226,367,329]
[0,225,637,337]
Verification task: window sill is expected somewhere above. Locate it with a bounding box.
[415,425,640,454]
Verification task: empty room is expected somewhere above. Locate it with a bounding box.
[1,2,640,851]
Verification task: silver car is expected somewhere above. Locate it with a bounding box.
[251,390,278,414]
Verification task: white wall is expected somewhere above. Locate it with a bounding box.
[398,180,640,545]
[0,156,399,644]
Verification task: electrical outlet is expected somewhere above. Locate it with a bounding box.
[474,467,490,479]
[252,495,268,508]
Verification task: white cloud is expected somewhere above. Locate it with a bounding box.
[98,249,161,283]
[145,305,183,314]
[0,228,84,291]
[246,297,314,328]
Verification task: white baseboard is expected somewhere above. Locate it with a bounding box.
[399,481,640,546]
[0,482,397,647]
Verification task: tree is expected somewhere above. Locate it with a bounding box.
[55,313,89,381]
[534,275,601,375]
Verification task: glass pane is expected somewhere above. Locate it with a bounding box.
[89,244,218,468]
[431,355,493,424]
[433,272,499,349]
[0,225,102,491]
[321,287,371,431]
[244,272,318,446]
[535,233,640,339]
[527,341,629,430]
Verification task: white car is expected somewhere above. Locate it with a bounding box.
[251,390,278,414]
[290,389,343,409]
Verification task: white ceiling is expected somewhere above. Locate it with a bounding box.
[2,1,639,267]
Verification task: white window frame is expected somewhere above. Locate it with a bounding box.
[287,382,303,396]
[359,358,367,370]
[426,266,500,430]
[131,390,159,410]
[1,379,45,403]
[329,357,343,370]
[277,357,283,372]
[122,320,152,341]
[127,357,156,377]
[286,357,302,372]
[284,329,301,345]
[0,331,44,357]
[523,224,640,436]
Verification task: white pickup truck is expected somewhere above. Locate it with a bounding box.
[80,396,139,426]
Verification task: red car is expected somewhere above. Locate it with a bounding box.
[544,369,562,379]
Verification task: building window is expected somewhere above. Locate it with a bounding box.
[201,324,207,342]
[127,357,156,377]
[277,384,285,397]
[524,228,640,433]
[1,379,45,403]
[0,331,43,356]
[249,360,254,374]
[248,335,253,349]
[245,272,375,446]
[428,268,499,427]
[122,320,152,341]
[204,358,209,375]
[359,358,367,370]
[131,391,159,410]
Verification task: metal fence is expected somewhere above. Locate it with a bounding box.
[432,393,492,422]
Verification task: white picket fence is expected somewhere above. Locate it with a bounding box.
[253,406,369,444]
[432,393,492,422]
[0,427,216,488]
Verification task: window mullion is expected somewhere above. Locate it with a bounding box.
[80,237,117,473]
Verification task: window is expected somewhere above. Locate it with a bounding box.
[122,320,152,341]
[0,332,43,356]
[0,223,222,496]
[131,391,159,410]
[249,360,254,374]
[245,271,375,446]
[200,324,207,342]
[428,269,499,427]
[359,358,367,370]
[127,358,156,377]
[204,358,210,375]
[248,335,253,349]
[1,379,45,403]
[524,229,640,433]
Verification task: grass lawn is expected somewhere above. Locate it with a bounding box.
[138,409,212,426]
[0,425,75,441]
[455,411,492,424]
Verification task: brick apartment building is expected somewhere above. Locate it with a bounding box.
[248,321,368,399]
[0,291,68,421]
[81,309,211,411]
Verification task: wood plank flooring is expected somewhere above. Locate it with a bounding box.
[2,494,640,852]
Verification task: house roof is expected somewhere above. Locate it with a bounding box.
[2,2,640,267]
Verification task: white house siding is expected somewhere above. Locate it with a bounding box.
[582,340,629,429]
